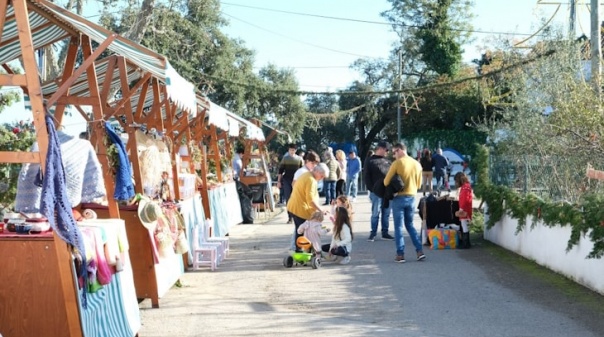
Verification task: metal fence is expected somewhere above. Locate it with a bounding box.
[488,154,604,202]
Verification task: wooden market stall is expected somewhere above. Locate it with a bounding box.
[24,2,202,307]
[0,0,142,336]
[178,99,243,237]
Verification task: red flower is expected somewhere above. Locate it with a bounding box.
[12,127,20,134]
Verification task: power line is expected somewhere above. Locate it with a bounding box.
[222,12,382,59]
[202,49,557,96]
[254,66,351,69]
[220,1,546,37]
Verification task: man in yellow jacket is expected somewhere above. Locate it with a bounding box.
[384,143,426,263]
[287,163,329,251]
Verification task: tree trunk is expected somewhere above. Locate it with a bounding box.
[125,0,155,43]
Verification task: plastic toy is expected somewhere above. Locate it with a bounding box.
[283,236,321,269]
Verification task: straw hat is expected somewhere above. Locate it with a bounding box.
[137,198,160,230]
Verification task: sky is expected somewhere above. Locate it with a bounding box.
[219,0,588,91]
[0,0,593,134]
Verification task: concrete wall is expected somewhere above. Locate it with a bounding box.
[484,211,604,295]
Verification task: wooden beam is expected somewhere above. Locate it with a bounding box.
[46,33,117,108]
[25,1,79,37]
[0,1,10,45]
[12,3,83,336]
[99,56,117,104]
[0,74,27,86]
[109,71,151,116]
[117,56,143,196]
[81,34,120,218]
[134,76,150,121]
[0,151,41,163]
[52,36,79,125]
[13,0,48,171]
[75,105,91,122]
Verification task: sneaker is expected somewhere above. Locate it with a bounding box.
[367,233,376,242]
[417,252,426,261]
[339,256,351,265]
[382,233,394,240]
[351,197,356,202]
[394,255,406,263]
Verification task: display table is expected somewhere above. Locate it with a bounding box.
[82,203,184,308]
[178,193,206,266]
[0,219,140,337]
[79,219,141,337]
[207,182,243,237]
[0,233,82,337]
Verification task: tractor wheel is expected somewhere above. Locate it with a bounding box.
[283,256,294,268]
[311,256,321,269]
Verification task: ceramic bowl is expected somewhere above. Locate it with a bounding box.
[28,221,50,233]
[6,218,26,232]
[14,223,33,234]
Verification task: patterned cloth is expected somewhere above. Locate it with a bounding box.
[39,114,88,307]
[15,130,106,212]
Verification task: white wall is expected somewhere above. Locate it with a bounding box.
[484,210,604,295]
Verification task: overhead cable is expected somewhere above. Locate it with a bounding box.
[221,1,547,37]
[203,49,557,96]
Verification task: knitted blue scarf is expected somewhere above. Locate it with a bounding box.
[104,121,135,201]
[40,115,88,307]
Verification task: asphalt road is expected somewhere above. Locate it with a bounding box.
[138,193,604,337]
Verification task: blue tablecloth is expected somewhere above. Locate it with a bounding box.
[179,194,205,266]
[208,182,242,237]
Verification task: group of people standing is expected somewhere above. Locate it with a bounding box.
[365,142,473,263]
[276,141,472,267]
[419,148,452,195]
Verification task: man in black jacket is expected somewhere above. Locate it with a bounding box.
[364,141,394,241]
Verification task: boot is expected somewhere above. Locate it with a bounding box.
[461,232,471,249]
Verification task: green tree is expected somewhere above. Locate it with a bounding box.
[382,0,473,78]
[0,121,36,210]
[100,0,307,139]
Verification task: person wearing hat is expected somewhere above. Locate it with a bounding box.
[364,141,395,241]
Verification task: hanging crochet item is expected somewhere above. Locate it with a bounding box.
[105,121,135,201]
[39,114,88,307]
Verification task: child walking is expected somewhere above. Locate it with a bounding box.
[297,211,330,255]
[454,172,473,249]
[330,195,354,223]
[323,206,353,264]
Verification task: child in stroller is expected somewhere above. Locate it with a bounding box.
[283,211,330,269]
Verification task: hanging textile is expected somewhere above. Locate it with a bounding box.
[105,121,135,201]
[39,114,88,307]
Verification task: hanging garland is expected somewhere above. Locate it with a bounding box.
[474,144,604,259]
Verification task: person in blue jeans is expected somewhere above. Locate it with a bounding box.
[384,143,426,263]
[363,141,394,241]
[346,151,361,201]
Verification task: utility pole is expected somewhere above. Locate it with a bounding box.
[591,0,601,94]
[396,49,402,143]
[570,0,576,36]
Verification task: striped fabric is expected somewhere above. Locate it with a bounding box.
[80,273,135,337]
[78,220,141,337]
